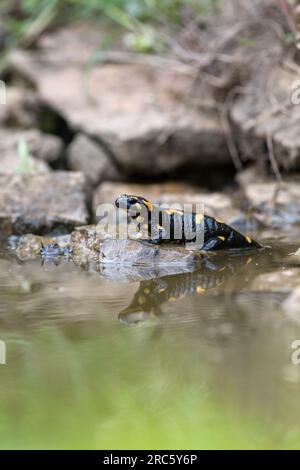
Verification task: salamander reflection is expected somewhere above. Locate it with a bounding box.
[118,252,257,325]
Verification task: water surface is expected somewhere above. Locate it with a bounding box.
[0,232,300,449]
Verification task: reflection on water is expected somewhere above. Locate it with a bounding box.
[118,252,256,324]
[0,237,300,449]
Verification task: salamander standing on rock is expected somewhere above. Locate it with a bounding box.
[115,194,262,250]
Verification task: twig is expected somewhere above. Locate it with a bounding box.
[266,130,283,212]
[276,0,298,37]
[220,86,245,171]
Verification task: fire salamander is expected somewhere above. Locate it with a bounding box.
[115,194,261,250]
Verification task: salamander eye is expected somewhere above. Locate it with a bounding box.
[127,197,138,205]
[115,194,138,209]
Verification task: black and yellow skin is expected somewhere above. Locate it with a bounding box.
[115,194,262,251]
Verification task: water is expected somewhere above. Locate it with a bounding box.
[1,232,300,449]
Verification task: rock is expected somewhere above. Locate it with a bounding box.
[0,172,89,235]
[100,238,202,266]
[0,86,42,128]
[67,133,119,185]
[0,151,50,174]
[235,164,268,188]
[69,225,203,279]
[0,128,63,166]
[15,234,42,260]
[230,66,300,170]
[15,233,71,260]
[70,225,111,271]
[70,225,106,255]
[10,25,230,176]
[243,182,300,227]
[93,182,239,223]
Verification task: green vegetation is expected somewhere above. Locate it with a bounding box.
[0,0,219,50]
[15,138,32,174]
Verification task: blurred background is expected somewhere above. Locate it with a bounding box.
[1,0,300,192]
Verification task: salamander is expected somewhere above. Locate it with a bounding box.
[115,194,261,250]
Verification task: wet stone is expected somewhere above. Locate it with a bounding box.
[99,238,202,266]
[15,234,71,260]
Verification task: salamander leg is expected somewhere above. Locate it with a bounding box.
[202,236,225,251]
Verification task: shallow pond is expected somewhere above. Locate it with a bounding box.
[1,230,300,449]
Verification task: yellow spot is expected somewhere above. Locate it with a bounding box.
[165,209,174,216]
[138,296,146,305]
[215,218,224,224]
[195,213,204,224]
[144,288,150,294]
[136,216,144,223]
[246,257,252,264]
[156,224,164,230]
[135,203,142,210]
[245,235,252,244]
[197,286,205,293]
[143,200,153,212]
[169,296,177,302]
[218,236,225,241]
[158,288,166,293]
[219,266,226,272]
[142,224,149,230]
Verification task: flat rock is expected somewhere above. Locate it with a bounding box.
[67,133,119,185]
[70,225,203,279]
[0,172,89,235]
[100,238,202,266]
[10,25,230,176]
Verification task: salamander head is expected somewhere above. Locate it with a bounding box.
[115,194,153,218]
